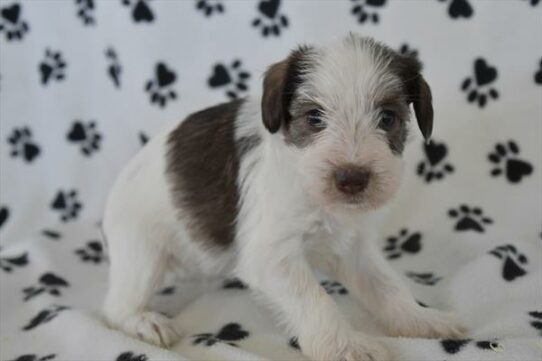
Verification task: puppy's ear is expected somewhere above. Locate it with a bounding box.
[394,55,434,141]
[261,60,288,133]
[261,46,312,133]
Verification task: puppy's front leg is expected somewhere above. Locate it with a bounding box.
[338,235,466,339]
[238,236,389,361]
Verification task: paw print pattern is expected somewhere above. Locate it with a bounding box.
[488,141,533,184]
[42,229,61,240]
[22,304,70,331]
[441,338,471,354]
[223,278,248,290]
[22,273,69,301]
[7,127,41,163]
[438,0,473,19]
[145,62,177,108]
[528,311,542,336]
[406,272,442,286]
[489,244,528,281]
[8,354,56,361]
[139,132,149,145]
[116,352,148,361]
[535,59,542,85]
[39,49,67,85]
[193,323,249,347]
[252,0,288,37]
[195,0,225,17]
[351,0,387,24]
[288,336,301,350]
[0,251,28,273]
[106,47,122,88]
[75,240,105,263]
[320,280,348,295]
[448,205,493,233]
[67,121,102,156]
[75,0,95,25]
[417,140,454,183]
[122,0,154,23]
[0,206,9,229]
[398,43,418,58]
[383,229,422,259]
[461,58,499,108]
[0,3,29,41]
[157,286,175,295]
[208,60,250,99]
[523,0,540,6]
[50,189,83,222]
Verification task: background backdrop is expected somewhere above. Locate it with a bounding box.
[1,1,541,360]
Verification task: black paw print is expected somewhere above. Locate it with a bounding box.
[535,59,542,85]
[106,47,122,88]
[22,304,70,331]
[528,311,542,336]
[461,58,499,108]
[223,278,248,290]
[489,244,528,281]
[75,240,105,264]
[252,0,288,37]
[208,60,250,99]
[75,0,95,25]
[417,140,454,183]
[383,229,422,259]
[193,323,249,347]
[351,0,387,24]
[195,0,224,17]
[406,271,442,286]
[67,120,102,156]
[448,205,493,233]
[139,132,149,145]
[489,141,533,184]
[39,49,67,85]
[398,43,418,58]
[0,251,28,273]
[7,127,41,163]
[145,62,177,108]
[22,273,69,301]
[523,0,540,6]
[8,354,56,361]
[0,3,29,41]
[0,206,9,229]
[50,189,83,222]
[475,339,504,352]
[116,351,148,361]
[320,280,348,295]
[438,0,473,19]
[288,336,301,350]
[42,229,61,240]
[122,0,154,23]
[157,286,175,295]
[441,338,471,354]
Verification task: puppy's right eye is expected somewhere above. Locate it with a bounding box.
[306,109,326,129]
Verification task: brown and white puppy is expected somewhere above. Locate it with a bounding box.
[102,34,466,361]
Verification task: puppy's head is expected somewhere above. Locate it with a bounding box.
[261,34,433,211]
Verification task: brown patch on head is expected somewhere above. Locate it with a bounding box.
[261,46,314,134]
[166,99,261,248]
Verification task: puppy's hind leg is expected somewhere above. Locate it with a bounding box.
[102,227,183,347]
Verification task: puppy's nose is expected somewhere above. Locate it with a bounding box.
[334,167,370,195]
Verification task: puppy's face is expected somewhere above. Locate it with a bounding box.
[261,35,433,211]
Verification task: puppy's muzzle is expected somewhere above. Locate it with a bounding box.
[334,167,370,195]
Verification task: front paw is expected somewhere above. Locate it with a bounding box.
[302,332,390,361]
[386,308,467,339]
[110,311,184,347]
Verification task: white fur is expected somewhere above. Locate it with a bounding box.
[102,36,465,360]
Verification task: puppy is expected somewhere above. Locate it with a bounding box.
[102,34,466,360]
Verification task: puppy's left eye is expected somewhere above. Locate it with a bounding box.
[378,110,397,131]
[306,109,326,128]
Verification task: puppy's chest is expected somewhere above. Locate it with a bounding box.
[301,216,356,253]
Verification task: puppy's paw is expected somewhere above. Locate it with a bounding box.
[342,334,390,361]
[386,308,467,339]
[121,311,183,347]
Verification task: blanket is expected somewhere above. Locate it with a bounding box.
[1,1,541,360]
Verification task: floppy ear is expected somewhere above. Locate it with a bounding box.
[394,55,434,141]
[261,60,288,133]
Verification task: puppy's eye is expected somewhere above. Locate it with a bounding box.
[306,109,326,128]
[378,110,397,131]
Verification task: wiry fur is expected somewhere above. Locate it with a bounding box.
[102,35,465,361]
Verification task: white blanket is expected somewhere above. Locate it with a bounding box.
[1,1,541,360]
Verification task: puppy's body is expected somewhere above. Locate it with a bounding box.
[103,36,465,360]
